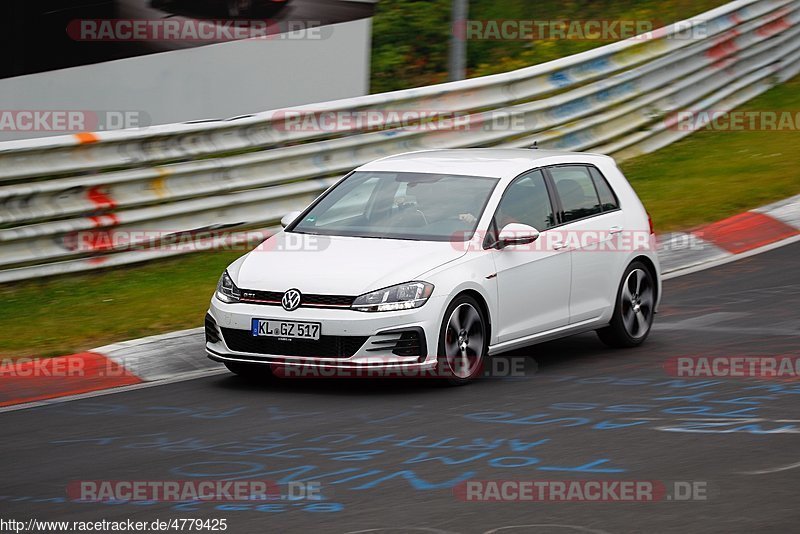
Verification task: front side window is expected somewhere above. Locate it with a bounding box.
[493,170,555,231]
[550,166,603,223]
[291,171,499,241]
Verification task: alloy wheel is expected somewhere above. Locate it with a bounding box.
[444,303,485,379]
[620,268,654,339]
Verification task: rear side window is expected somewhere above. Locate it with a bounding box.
[549,166,602,223]
[589,167,619,211]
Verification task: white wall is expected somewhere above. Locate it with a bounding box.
[0,17,372,141]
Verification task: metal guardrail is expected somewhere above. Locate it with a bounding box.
[1,0,799,282]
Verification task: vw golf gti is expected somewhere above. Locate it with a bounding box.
[205,148,661,384]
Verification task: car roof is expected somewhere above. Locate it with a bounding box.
[356,148,614,180]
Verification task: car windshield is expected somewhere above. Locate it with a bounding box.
[290,171,499,241]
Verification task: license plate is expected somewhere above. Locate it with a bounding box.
[251,319,321,340]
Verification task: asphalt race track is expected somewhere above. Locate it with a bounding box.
[2,243,799,533]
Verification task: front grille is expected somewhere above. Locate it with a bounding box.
[239,289,282,304]
[221,328,368,358]
[302,294,355,307]
[205,314,220,344]
[239,289,355,308]
[366,329,425,358]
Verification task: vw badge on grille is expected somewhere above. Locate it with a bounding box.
[281,289,302,311]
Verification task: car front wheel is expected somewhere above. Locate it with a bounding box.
[597,261,656,348]
[437,295,488,385]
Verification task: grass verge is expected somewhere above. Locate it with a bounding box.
[620,75,800,231]
[371,0,729,92]
[2,75,799,359]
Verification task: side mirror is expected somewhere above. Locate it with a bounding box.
[280,210,303,229]
[497,223,540,249]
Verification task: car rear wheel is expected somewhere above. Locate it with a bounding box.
[437,295,487,385]
[597,261,655,348]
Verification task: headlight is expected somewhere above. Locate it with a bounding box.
[351,282,434,312]
[216,271,241,303]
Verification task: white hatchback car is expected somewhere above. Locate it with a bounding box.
[206,149,661,384]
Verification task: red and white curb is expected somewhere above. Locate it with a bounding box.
[94,327,214,382]
[2,193,799,410]
[657,193,800,275]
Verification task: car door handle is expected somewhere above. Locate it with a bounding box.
[609,225,623,235]
[553,241,569,250]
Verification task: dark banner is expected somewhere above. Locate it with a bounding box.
[1,0,375,79]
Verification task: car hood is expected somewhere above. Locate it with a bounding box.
[233,232,467,295]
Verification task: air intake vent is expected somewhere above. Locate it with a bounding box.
[366,329,425,358]
[205,314,220,344]
[220,328,367,359]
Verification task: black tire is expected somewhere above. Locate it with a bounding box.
[224,361,274,379]
[437,295,488,386]
[597,261,656,348]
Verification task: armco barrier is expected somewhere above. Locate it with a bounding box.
[1,0,799,282]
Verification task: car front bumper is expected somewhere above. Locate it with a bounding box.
[206,294,445,370]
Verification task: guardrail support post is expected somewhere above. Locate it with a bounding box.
[448,0,468,81]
